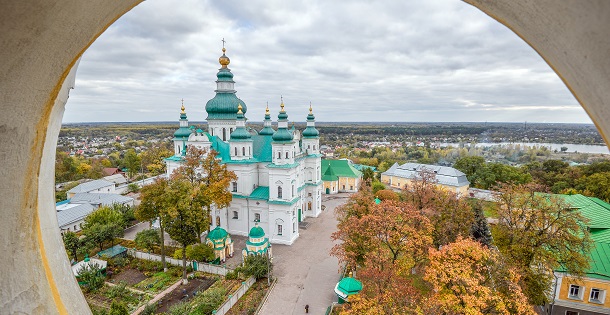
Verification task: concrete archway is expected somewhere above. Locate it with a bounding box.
[0,1,609,313]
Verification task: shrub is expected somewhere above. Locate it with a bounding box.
[140,303,156,315]
[77,263,105,292]
[167,301,191,315]
[135,229,160,252]
[225,270,239,280]
[105,282,129,299]
[236,255,272,280]
[109,301,129,315]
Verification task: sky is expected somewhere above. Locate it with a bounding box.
[63,0,593,124]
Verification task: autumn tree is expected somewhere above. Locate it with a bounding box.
[163,179,203,284]
[172,146,236,235]
[493,183,592,305]
[424,238,535,315]
[139,143,172,175]
[136,178,170,271]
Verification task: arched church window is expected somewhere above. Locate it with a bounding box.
[242,147,245,156]
[235,147,238,156]
[278,152,281,159]
[278,186,282,199]
[313,145,316,150]
[308,202,312,210]
[223,129,226,141]
[286,152,289,159]
[248,147,251,155]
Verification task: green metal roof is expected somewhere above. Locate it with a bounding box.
[302,126,319,138]
[268,196,300,205]
[268,162,300,169]
[97,245,127,258]
[322,165,338,181]
[353,164,378,172]
[205,93,248,120]
[321,159,362,180]
[337,277,362,295]
[250,186,270,200]
[207,226,229,241]
[272,128,294,142]
[174,126,192,139]
[558,194,610,229]
[249,224,265,238]
[252,135,273,162]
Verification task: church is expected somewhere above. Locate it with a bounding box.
[165,47,323,245]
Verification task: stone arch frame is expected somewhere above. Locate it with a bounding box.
[2,1,610,313]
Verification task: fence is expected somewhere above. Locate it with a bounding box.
[127,249,231,276]
[213,276,256,315]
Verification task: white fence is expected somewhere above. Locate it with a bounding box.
[128,249,231,276]
[213,276,256,315]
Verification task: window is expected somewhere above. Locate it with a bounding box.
[350,185,353,190]
[216,216,221,226]
[277,186,282,199]
[342,185,345,190]
[308,145,310,149]
[74,225,77,231]
[293,222,296,233]
[232,211,238,219]
[277,224,283,235]
[232,182,237,192]
[308,193,312,197]
[255,213,260,222]
[223,129,226,141]
[590,288,605,303]
[242,147,245,156]
[286,152,289,159]
[292,185,295,197]
[234,147,238,156]
[313,145,316,150]
[277,152,281,159]
[569,284,583,300]
[248,147,251,155]
[308,202,312,210]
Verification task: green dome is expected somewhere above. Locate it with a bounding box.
[217,69,234,81]
[272,128,294,142]
[337,277,362,296]
[206,93,248,120]
[207,226,229,241]
[249,225,265,238]
[174,127,192,139]
[302,126,319,138]
[230,128,252,140]
[259,125,275,136]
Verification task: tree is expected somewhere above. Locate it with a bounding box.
[123,148,141,179]
[453,156,485,182]
[136,178,170,271]
[470,201,493,247]
[163,179,204,284]
[375,189,398,201]
[171,146,236,236]
[362,167,375,182]
[63,231,81,261]
[173,243,215,262]
[237,254,272,280]
[371,181,385,194]
[493,183,592,305]
[424,238,535,315]
[134,229,160,253]
[576,172,610,201]
[81,206,126,250]
[77,263,105,293]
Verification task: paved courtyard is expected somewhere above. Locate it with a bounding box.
[259,193,351,315]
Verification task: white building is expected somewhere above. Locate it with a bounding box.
[165,47,323,245]
[56,193,134,233]
[67,179,115,199]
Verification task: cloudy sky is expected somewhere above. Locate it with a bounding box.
[63,0,592,124]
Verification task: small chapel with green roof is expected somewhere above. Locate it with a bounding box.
[165,46,323,245]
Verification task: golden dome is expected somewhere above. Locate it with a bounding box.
[219,47,230,68]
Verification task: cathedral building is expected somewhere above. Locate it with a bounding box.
[165,48,323,245]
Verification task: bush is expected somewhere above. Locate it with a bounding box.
[174,244,215,262]
[77,263,105,292]
[127,183,140,193]
[105,282,129,299]
[225,270,239,280]
[109,301,129,315]
[135,229,160,252]
[140,303,156,315]
[372,181,386,194]
[167,301,191,315]
[236,255,272,280]
[190,286,227,315]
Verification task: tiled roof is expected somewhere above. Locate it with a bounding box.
[252,134,273,162]
[321,159,362,180]
[382,162,469,187]
[67,179,114,194]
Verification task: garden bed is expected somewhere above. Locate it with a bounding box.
[225,279,271,315]
[109,268,148,286]
[155,277,216,313]
[85,282,150,314]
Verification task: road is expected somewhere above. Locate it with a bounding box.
[259,193,350,315]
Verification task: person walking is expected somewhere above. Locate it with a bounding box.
[305,304,309,313]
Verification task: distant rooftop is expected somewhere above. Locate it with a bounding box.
[67,179,114,194]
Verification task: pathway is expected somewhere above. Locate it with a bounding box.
[258,193,350,315]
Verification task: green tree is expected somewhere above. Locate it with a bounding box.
[237,254,272,280]
[81,206,126,250]
[173,243,215,262]
[136,178,170,271]
[62,231,81,261]
[163,179,204,284]
[576,172,610,201]
[77,263,105,292]
[123,148,141,179]
[362,167,375,182]
[134,229,160,253]
[470,200,493,247]
[493,183,592,305]
[453,156,485,181]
